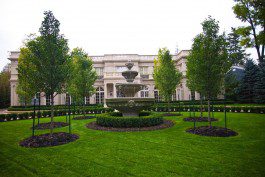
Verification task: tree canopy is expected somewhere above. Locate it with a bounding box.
[186,16,230,123]
[233,0,265,63]
[154,48,182,104]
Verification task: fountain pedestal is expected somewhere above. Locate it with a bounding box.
[106,61,154,117]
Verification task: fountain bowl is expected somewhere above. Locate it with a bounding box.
[106,97,155,117]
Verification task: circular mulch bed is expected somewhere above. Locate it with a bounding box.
[32,122,69,130]
[73,116,95,120]
[186,126,238,137]
[19,132,79,148]
[86,120,174,132]
[162,113,182,117]
[183,117,218,122]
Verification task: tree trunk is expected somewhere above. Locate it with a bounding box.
[167,100,170,113]
[50,94,54,135]
[207,99,211,127]
[200,95,203,118]
[83,101,86,117]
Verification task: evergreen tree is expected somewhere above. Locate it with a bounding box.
[254,62,265,103]
[238,59,258,102]
[227,28,249,65]
[224,71,240,101]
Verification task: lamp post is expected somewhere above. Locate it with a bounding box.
[37,92,41,126]
[178,94,181,115]
[32,96,36,136]
[68,93,71,134]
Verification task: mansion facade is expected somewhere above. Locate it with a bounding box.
[8,50,200,106]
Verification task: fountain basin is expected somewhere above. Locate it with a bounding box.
[106,97,155,117]
[116,83,145,97]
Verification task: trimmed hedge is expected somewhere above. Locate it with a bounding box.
[0,108,114,122]
[147,105,265,114]
[96,112,163,128]
[7,104,103,111]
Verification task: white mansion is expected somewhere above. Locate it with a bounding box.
[8,50,200,106]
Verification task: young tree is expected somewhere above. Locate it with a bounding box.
[238,59,259,102]
[22,11,70,134]
[67,48,97,117]
[0,64,11,108]
[186,16,230,126]
[154,48,182,108]
[233,0,265,63]
[227,28,249,65]
[17,47,38,106]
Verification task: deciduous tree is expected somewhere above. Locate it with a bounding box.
[154,48,182,108]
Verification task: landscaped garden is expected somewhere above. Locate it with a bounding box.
[0,112,264,177]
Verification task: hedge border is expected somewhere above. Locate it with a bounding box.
[96,112,164,128]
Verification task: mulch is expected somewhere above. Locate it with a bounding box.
[86,120,175,132]
[73,116,95,120]
[19,132,79,148]
[186,126,238,137]
[183,117,218,122]
[32,122,69,130]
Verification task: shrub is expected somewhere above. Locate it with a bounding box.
[96,112,163,128]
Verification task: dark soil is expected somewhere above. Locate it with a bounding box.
[86,120,174,132]
[162,113,182,117]
[19,132,79,148]
[73,116,95,120]
[183,117,218,122]
[186,126,238,137]
[32,122,69,130]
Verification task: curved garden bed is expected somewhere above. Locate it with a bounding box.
[183,117,218,122]
[186,126,238,137]
[96,112,163,128]
[73,115,95,120]
[86,120,174,132]
[19,132,79,148]
[32,122,69,130]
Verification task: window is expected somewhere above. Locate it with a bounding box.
[172,91,177,101]
[96,87,104,104]
[140,86,149,98]
[36,92,41,105]
[95,67,104,76]
[139,66,148,75]
[115,66,127,72]
[85,96,90,105]
[46,94,51,106]
[66,94,71,105]
[154,87,162,102]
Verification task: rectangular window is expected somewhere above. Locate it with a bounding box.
[46,94,51,106]
[115,66,127,72]
[66,94,71,105]
[95,67,104,76]
[85,96,90,105]
[139,66,148,75]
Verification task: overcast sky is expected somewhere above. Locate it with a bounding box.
[0,0,256,71]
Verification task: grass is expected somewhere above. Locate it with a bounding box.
[0,112,265,177]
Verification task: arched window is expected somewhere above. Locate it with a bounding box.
[141,86,149,98]
[96,87,104,104]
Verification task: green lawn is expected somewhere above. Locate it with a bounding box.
[0,112,265,177]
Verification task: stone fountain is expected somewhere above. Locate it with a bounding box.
[106,61,154,117]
